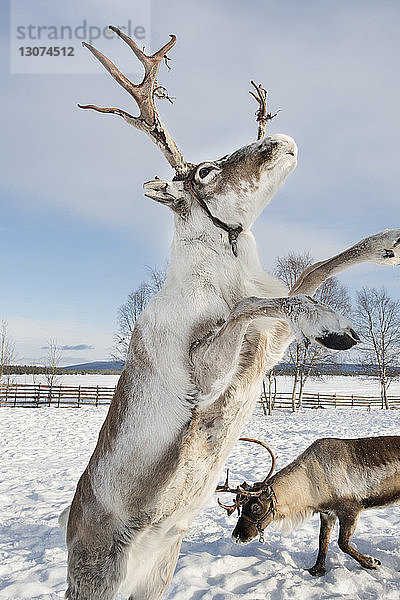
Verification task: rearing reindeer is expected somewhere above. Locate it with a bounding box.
[63,27,400,600]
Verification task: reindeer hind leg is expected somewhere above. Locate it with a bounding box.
[337,509,381,570]
[128,531,184,600]
[66,519,132,600]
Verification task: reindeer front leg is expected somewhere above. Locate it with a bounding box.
[291,229,400,297]
[190,295,358,407]
[308,513,336,576]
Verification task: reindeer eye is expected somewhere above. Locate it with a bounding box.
[251,503,262,514]
[198,166,213,179]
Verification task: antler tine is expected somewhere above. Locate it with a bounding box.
[215,438,276,515]
[249,80,278,141]
[79,27,191,178]
[217,498,238,516]
[82,41,146,114]
[109,26,176,76]
[216,469,238,494]
[239,437,276,488]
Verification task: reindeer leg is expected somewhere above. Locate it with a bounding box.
[308,513,336,576]
[337,510,381,570]
[128,531,184,600]
[191,295,358,407]
[291,229,400,297]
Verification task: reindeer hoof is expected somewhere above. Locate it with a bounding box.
[307,565,326,577]
[359,556,382,569]
[361,556,381,569]
[315,329,360,350]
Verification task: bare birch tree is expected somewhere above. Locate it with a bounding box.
[0,319,16,384]
[113,267,166,361]
[43,338,63,390]
[354,287,400,409]
[274,252,352,411]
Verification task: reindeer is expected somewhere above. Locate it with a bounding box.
[229,436,400,576]
[62,26,400,600]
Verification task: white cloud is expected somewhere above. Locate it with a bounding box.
[7,316,113,364]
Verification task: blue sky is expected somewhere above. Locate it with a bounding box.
[1,0,399,365]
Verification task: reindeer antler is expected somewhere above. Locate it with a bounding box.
[215,437,276,516]
[79,26,193,178]
[249,81,278,140]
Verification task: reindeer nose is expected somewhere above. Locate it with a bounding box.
[273,134,297,156]
[232,532,247,545]
[259,134,297,158]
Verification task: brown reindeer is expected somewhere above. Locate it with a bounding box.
[221,436,400,576]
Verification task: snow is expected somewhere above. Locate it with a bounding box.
[0,378,399,599]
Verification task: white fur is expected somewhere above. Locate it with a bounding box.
[59,505,70,532]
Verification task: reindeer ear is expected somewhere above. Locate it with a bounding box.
[143,179,188,215]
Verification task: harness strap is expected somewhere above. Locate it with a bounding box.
[183,179,243,257]
[240,489,276,543]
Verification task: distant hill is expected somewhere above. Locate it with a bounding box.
[61,361,371,375]
[276,362,399,376]
[6,361,398,377]
[5,361,124,375]
[63,360,124,371]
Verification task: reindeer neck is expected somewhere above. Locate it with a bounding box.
[167,220,287,308]
[271,464,315,523]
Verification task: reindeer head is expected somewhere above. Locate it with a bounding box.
[215,438,276,544]
[79,28,297,256]
[232,485,276,544]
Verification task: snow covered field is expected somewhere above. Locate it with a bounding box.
[0,391,399,599]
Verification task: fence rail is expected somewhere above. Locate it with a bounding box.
[0,383,116,407]
[0,383,399,409]
[259,391,400,410]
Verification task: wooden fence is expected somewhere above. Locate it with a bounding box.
[259,391,400,411]
[0,383,116,407]
[0,383,399,409]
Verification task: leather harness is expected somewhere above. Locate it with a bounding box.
[183,177,243,257]
[240,489,276,543]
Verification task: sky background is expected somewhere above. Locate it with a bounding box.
[1,0,399,366]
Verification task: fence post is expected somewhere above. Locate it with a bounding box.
[14,385,17,407]
[261,380,267,415]
[95,385,99,407]
[57,385,61,408]
[77,386,81,408]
